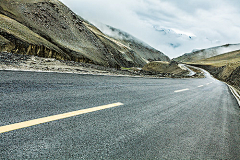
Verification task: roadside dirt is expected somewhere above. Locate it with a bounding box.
[0,52,202,79]
[0,52,133,76]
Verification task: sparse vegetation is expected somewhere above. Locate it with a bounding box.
[142,61,190,78]
[143,61,182,74]
[121,67,132,70]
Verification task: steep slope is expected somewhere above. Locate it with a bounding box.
[83,23,148,67]
[174,43,240,62]
[0,0,169,68]
[0,14,69,60]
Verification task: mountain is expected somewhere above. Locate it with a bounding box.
[95,24,170,62]
[173,43,240,62]
[0,0,169,68]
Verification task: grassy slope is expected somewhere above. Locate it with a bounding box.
[174,44,240,63]
[188,50,240,91]
[193,50,240,66]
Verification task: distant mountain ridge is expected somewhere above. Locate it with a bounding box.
[0,0,170,68]
[173,43,240,62]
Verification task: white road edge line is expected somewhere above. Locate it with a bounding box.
[227,85,240,107]
[174,88,189,93]
[198,85,204,88]
[0,102,124,134]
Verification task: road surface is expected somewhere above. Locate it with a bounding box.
[0,70,240,159]
[178,64,196,76]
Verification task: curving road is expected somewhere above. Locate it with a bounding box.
[0,70,240,159]
[178,64,196,76]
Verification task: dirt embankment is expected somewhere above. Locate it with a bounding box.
[0,52,192,78]
[0,52,130,76]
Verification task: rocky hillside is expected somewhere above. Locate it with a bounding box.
[173,43,240,62]
[0,0,169,68]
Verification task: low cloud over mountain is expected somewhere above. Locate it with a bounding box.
[60,0,240,58]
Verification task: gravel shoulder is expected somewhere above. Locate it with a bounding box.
[0,52,139,77]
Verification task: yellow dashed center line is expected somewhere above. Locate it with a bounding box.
[0,102,124,134]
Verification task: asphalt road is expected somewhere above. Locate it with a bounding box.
[0,70,240,159]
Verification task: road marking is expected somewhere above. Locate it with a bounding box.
[0,102,124,134]
[228,85,240,106]
[174,88,189,93]
[198,85,204,88]
[206,83,210,85]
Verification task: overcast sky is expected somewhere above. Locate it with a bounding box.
[59,0,240,58]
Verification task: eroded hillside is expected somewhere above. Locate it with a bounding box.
[0,0,169,68]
